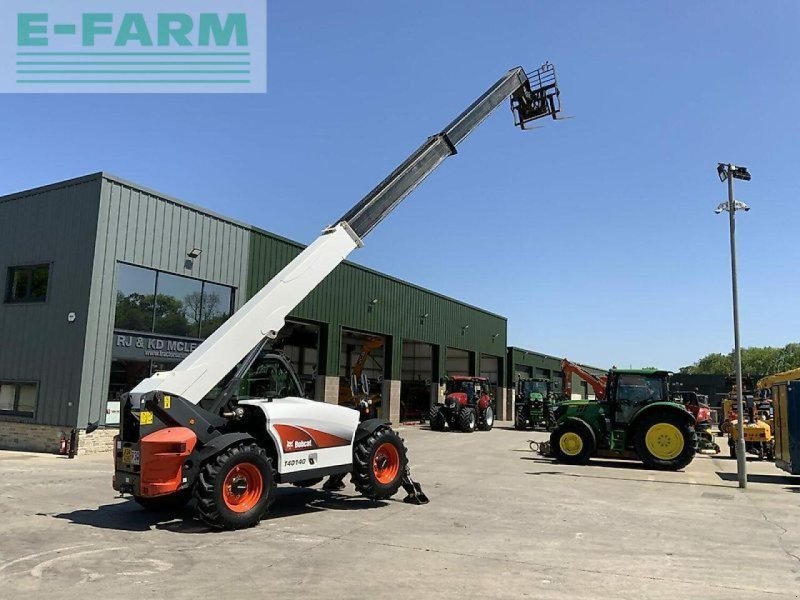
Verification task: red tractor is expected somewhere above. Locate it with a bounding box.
[429,376,495,433]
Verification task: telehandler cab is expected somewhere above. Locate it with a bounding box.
[113,62,564,529]
[541,369,698,471]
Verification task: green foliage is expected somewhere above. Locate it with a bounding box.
[679,344,800,378]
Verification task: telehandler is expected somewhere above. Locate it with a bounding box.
[113,62,564,529]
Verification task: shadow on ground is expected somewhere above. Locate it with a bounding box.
[715,471,800,488]
[47,487,388,533]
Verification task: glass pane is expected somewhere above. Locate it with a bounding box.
[11,269,30,301]
[199,282,233,338]
[0,384,15,411]
[17,385,36,415]
[29,266,49,301]
[115,264,157,332]
[238,353,300,400]
[154,272,202,337]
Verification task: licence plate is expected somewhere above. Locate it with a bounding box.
[122,447,140,465]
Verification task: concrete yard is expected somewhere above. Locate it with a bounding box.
[1,424,798,600]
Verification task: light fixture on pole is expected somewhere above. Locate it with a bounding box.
[716,162,751,489]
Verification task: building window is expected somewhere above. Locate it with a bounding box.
[0,382,37,417]
[114,263,234,339]
[5,265,49,303]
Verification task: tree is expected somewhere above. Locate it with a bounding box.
[680,344,800,378]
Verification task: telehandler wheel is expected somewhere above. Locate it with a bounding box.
[429,405,446,431]
[514,405,528,430]
[351,426,408,500]
[550,424,593,465]
[479,406,495,431]
[634,412,697,471]
[134,488,192,512]
[194,442,275,530]
[457,407,477,433]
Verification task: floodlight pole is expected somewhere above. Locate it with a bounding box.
[725,168,747,489]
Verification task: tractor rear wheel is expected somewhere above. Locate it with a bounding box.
[479,406,494,431]
[634,412,696,471]
[514,404,528,430]
[134,488,192,512]
[429,405,446,431]
[351,426,408,500]
[457,407,477,433]
[194,442,275,530]
[550,424,593,464]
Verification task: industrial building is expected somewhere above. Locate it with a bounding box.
[507,347,606,400]
[0,174,516,454]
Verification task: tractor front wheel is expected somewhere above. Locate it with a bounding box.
[351,426,408,500]
[194,442,275,530]
[479,406,494,431]
[550,424,593,465]
[634,412,696,471]
[429,405,446,431]
[457,407,477,433]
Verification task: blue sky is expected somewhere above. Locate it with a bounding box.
[3,1,799,370]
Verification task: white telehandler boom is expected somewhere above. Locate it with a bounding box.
[113,63,563,530]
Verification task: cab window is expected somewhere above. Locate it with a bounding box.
[238,355,300,400]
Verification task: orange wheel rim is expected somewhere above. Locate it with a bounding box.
[372,442,400,485]
[222,463,263,513]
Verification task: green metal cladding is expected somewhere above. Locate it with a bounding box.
[247,228,508,379]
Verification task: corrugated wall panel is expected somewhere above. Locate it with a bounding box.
[0,176,102,427]
[247,230,508,378]
[77,177,252,426]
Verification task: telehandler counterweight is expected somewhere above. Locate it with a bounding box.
[113,62,564,529]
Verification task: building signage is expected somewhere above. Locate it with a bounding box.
[2,0,267,93]
[113,330,200,362]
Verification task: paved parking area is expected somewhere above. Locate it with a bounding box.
[1,423,799,599]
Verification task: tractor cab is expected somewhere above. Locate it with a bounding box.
[443,376,492,408]
[605,369,672,426]
[517,378,551,402]
[514,377,557,431]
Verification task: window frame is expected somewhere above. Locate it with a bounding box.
[0,381,38,418]
[113,261,236,339]
[4,263,51,304]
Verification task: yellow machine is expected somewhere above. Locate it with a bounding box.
[758,368,800,475]
[723,376,775,460]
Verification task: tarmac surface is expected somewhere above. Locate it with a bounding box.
[1,423,799,600]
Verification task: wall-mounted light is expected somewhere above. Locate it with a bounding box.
[367,298,378,313]
[187,248,202,259]
[462,324,470,334]
[491,333,500,341]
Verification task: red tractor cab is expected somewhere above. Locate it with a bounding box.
[429,376,495,433]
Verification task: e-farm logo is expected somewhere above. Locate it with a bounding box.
[2,0,266,93]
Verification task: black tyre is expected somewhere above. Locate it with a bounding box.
[429,405,446,431]
[479,406,495,431]
[514,405,528,430]
[351,426,408,500]
[291,478,324,488]
[550,424,593,465]
[634,412,697,471]
[457,406,477,433]
[134,488,192,512]
[194,442,275,530]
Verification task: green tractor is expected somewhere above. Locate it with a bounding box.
[514,377,557,431]
[544,369,697,471]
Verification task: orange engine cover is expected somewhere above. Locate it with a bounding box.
[140,427,197,497]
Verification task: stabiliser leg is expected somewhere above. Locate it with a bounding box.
[401,467,429,505]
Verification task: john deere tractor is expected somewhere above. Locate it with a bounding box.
[514,377,557,430]
[544,369,697,471]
